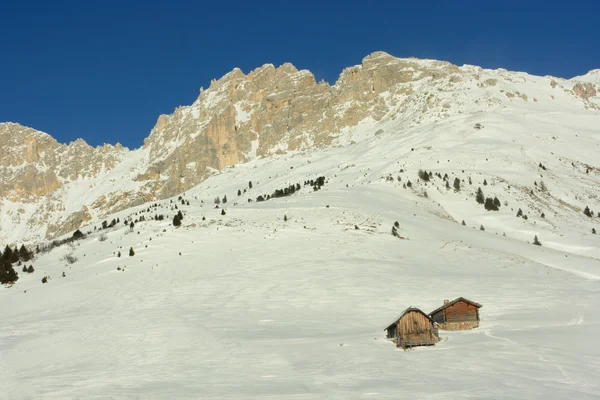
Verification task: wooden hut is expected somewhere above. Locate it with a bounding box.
[384,307,439,349]
[429,297,482,331]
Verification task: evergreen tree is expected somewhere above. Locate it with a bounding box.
[19,244,32,262]
[445,180,450,190]
[533,235,541,246]
[129,247,135,257]
[221,209,226,216]
[592,228,596,234]
[284,215,288,222]
[406,180,412,188]
[173,214,181,227]
[0,245,10,262]
[177,210,183,220]
[249,181,253,189]
[130,221,135,229]
[517,208,523,217]
[483,179,488,186]
[0,260,18,284]
[222,195,228,204]
[468,177,472,185]
[462,220,466,226]
[480,225,485,231]
[541,212,545,218]
[418,169,429,181]
[394,221,400,228]
[493,196,501,208]
[117,251,121,258]
[10,247,19,264]
[453,177,460,191]
[22,265,27,273]
[583,206,592,217]
[476,187,485,204]
[238,189,241,196]
[484,197,499,211]
[27,265,34,273]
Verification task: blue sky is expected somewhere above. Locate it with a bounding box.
[1,0,599,148]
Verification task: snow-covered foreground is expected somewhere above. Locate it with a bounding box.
[2,111,600,399]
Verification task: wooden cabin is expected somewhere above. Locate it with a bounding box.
[429,297,482,330]
[384,307,439,349]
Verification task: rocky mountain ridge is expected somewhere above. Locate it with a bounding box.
[1,51,599,245]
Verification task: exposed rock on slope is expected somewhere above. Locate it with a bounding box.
[1,51,599,244]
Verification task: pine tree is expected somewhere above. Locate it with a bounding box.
[221,209,226,216]
[445,180,450,190]
[406,180,412,188]
[284,215,288,222]
[476,187,485,204]
[493,196,501,208]
[480,225,485,231]
[583,206,592,217]
[484,198,499,211]
[541,212,545,218]
[177,210,183,220]
[517,208,523,217]
[10,247,19,264]
[27,265,34,273]
[130,221,135,229]
[173,214,181,227]
[533,235,541,246]
[462,220,466,226]
[238,189,241,196]
[22,265,27,273]
[418,169,429,181]
[19,244,32,262]
[249,181,253,189]
[592,228,596,234]
[0,260,18,284]
[222,195,228,204]
[394,221,400,228]
[483,179,488,186]
[453,177,460,191]
[129,247,135,257]
[214,196,221,205]
[117,251,121,257]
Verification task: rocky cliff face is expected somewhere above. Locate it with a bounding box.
[1,52,598,244]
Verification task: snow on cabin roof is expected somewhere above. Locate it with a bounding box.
[384,307,433,331]
[428,297,482,316]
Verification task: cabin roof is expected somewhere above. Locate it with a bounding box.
[384,307,433,331]
[429,297,482,316]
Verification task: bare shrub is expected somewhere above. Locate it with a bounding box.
[99,233,108,242]
[62,253,78,264]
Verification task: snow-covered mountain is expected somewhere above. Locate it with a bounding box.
[1,52,600,398]
[1,51,599,246]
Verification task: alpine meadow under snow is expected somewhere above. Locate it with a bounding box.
[1,53,600,399]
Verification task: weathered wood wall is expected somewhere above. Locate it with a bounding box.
[444,301,478,322]
[396,311,437,348]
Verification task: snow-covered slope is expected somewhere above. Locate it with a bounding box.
[2,118,600,398]
[2,51,599,245]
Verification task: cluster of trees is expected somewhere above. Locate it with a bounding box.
[476,188,501,211]
[173,210,184,227]
[1,244,35,283]
[416,169,463,191]
[254,176,326,203]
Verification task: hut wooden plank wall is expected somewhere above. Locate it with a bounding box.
[385,307,439,349]
[429,297,482,331]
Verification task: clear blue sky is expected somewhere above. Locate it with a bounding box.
[1,0,599,149]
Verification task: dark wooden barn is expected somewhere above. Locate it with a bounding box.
[384,307,439,349]
[429,297,482,330]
